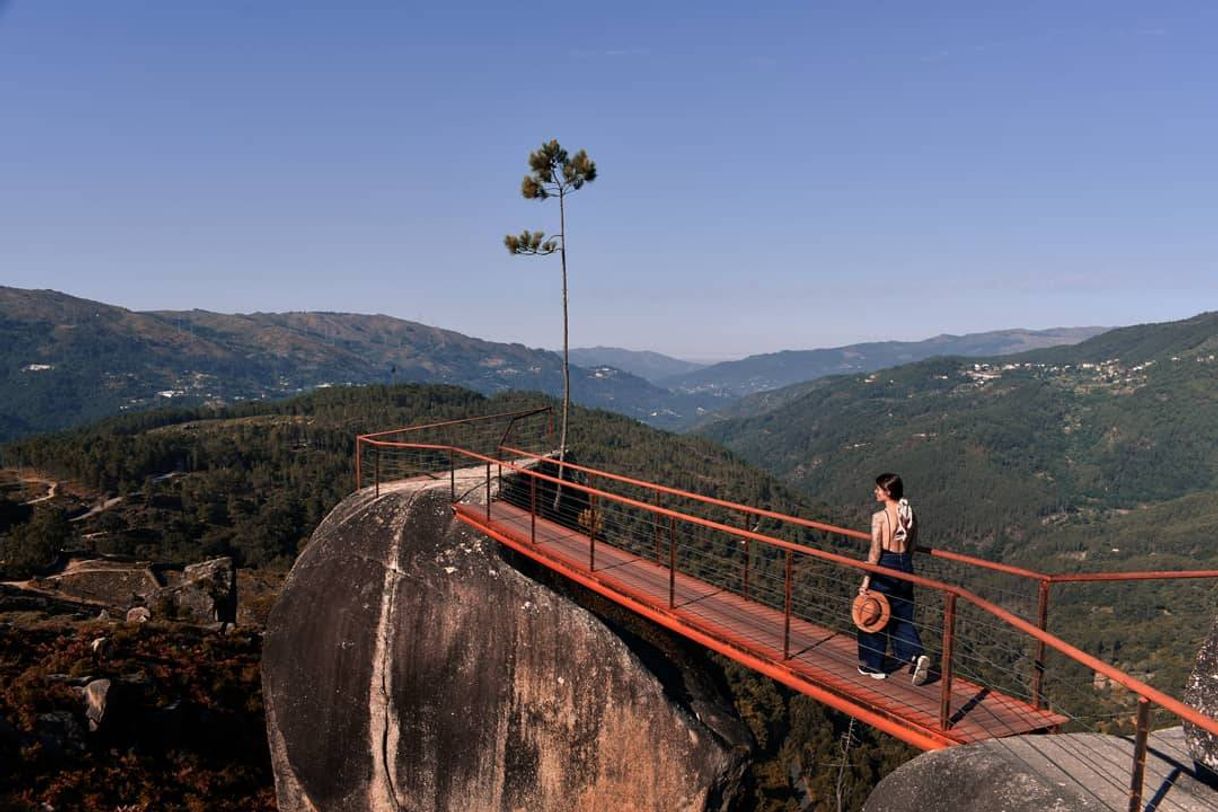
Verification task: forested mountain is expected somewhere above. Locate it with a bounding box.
[701,311,1218,556]
[0,287,723,442]
[569,346,707,383]
[664,327,1106,399]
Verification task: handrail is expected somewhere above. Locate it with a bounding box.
[354,407,552,493]
[500,443,872,539]
[358,406,553,443]
[1047,569,1218,583]
[427,443,1218,741]
[498,444,1218,587]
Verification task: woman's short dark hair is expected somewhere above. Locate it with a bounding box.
[875,473,903,501]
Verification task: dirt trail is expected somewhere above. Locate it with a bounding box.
[70,496,124,523]
[21,479,58,505]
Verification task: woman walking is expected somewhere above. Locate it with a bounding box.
[857,473,932,685]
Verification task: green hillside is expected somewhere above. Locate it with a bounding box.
[702,311,1218,552]
[664,326,1106,399]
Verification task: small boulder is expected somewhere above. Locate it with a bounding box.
[90,637,110,658]
[126,606,151,624]
[82,678,111,732]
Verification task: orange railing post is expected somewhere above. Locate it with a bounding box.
[744,537,751,599]
[653,488,662,563]
[1033,580,1051,710]
[939,593,957,731]
[485,462,491,521]
[449,449,455,501]
[668,515,676,608]
[1128,697,1151,812]
[374,446,380,498]
[783,550,793,660]
[530,474,537,544]
[589,494,597,572]
[742,512,751,599]
[355,437,363,491]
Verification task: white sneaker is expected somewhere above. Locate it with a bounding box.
[858,665,887,680]
[911,655,931,686]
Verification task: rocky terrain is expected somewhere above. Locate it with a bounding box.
[14,555,237,625]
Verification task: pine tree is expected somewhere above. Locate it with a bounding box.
[504,140,598,497]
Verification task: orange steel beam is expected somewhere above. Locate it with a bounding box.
[455,507,955,751]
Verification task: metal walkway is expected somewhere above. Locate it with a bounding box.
[455,500,1066,749]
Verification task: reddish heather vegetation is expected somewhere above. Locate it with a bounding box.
[0,614,275,810]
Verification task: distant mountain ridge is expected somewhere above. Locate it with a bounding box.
[0,285,1110,444]
[0,287,721,441]
[664,327,1108,398]
[569,347,706,383]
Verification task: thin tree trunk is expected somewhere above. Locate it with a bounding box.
[553,188,569,512]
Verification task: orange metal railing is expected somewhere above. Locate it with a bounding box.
[500,443,1218,713]
[357,416,1218,810]
[354,406,553,494]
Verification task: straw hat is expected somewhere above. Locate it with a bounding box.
[852,592,891,632]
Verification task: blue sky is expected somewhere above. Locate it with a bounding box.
[2,2,1215,360]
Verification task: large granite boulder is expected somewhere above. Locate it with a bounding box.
[864,728,1217,811]
[263,470,751,811]
[1186,614,1218,776]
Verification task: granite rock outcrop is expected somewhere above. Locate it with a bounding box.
[263,470,751,811]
